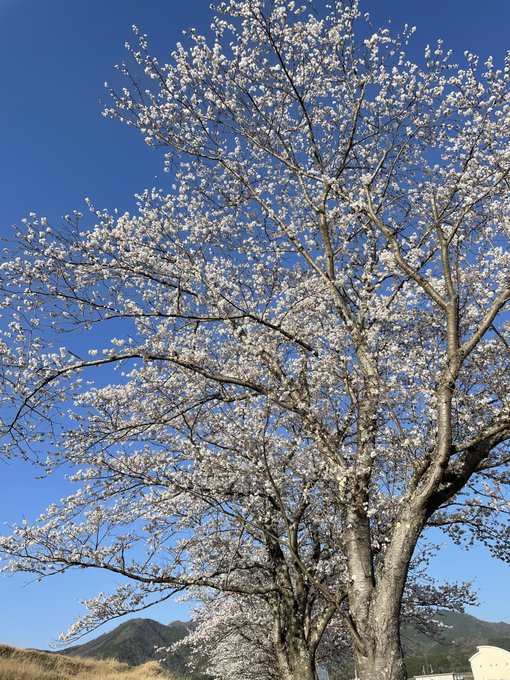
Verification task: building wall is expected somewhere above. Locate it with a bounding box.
[470,645,510,680]
[414,674,465,680]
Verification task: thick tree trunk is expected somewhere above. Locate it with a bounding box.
[273,617,317,680]
[352,620,407,680]
[345,503,423,680]
[274,642,317,680]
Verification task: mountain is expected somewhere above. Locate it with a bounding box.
[63,619,204,679]
[403,611,510,677]
[404,610,510,651]
[59,611,510,679]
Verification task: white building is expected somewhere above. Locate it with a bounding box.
[470,645,510,680]
[414,674,465,680]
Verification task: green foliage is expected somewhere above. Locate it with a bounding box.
[486,638,510,652]
[405,650,473,678]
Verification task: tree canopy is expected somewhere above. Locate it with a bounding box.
[1,1,509,679]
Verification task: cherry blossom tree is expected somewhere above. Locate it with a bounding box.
[2,369,341,678]
[174,590,351,680]
[1,1,510,679]
[175,593,288,680]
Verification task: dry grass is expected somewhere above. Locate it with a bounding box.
[0,644,178,680]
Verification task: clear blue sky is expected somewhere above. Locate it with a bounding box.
[1,0,509,651]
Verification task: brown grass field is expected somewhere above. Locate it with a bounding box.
[0,643,179,680]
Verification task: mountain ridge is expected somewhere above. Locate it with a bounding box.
[402,610,510,676]
[63,619,202,679]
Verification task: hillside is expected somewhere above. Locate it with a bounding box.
[0,643,177,680]
[403,611,510,677]
[64,619,201,679]
[403,610,510,651]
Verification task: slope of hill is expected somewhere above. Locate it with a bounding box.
[64,619,199,678]
[404,610,510,651]
[403,611,510,677]
[0,643,176,680]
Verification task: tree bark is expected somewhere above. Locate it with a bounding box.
[345,500,427,680]
[274,638,317,680]
[273,615,318,680]
[352,615,407,680]
[344,583,408,680]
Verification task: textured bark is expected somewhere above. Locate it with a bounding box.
[347,594,407,680]
[354,642,407,680]
[266,517,322,680]
[345,501,428,680]
[273,629,317,680]
[344,594,407,679]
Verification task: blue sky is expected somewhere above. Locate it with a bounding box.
[1,0,509,651]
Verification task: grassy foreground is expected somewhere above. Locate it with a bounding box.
[0,643,178,680]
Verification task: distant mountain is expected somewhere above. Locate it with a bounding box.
[59,611,510,679]
[405,610,510,650]
[63,619,205,679]
[403,611,510,677]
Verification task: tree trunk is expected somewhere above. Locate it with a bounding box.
[273,619,317,680]
[274,650,317,680]
[288,649,317,680]
[344,498,428,680]
[353,625,407,680]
